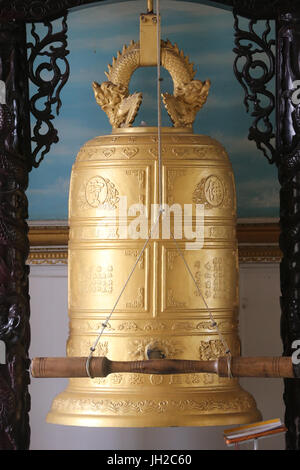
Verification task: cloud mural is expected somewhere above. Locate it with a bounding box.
[26,0,279,220]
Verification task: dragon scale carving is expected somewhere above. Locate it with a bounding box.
[93,39,211,128]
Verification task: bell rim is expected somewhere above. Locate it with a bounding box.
[46,410,262,428]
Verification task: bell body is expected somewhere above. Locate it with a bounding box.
[47,126,261,427]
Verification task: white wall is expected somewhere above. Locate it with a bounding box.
[28,263,285,450]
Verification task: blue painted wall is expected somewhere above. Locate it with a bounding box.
[27,0,279,220]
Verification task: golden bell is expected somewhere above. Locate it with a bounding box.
[46,19,261,427]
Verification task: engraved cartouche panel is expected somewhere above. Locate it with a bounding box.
[161,245,238,313]
[69,164,151,219]
[69,245,151,313]
[165,164,235,215]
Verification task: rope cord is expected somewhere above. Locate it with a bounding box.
[156,0,163,210]
[85,0,232,379]
[85,210,163,378]
[170,231,232,377]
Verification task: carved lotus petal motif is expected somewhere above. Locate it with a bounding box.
[172,147,187,158]
[149,147,166,158]
[122,147,139,159]
[102,147,115,159]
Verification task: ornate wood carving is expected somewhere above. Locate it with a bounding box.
[27,14,70,168]
[1,0,299,23]
[0,0,290,23]
[233,12,277,164]
[0,1,297,22]
[0,21,31,450]
[276,11,300,450]
[218,1,300,20]
[0,0,102,22]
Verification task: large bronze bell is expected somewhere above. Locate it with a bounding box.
[46,10,261,427]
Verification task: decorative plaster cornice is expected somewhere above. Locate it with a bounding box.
[27,222,281,265]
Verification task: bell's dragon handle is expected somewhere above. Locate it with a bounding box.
[31,356,295,379]
[92,37,210,129]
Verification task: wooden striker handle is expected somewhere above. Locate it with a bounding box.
[31,356,295,379]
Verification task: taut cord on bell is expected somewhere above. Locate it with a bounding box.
[85,209,163,378]
[153,0,232,377]
[169,230,233,378]
[153,0,231,375]
[86,0,166,378]
[85,0,232,379]
[156,0,163,210]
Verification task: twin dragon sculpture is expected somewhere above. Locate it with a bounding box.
[92,39,211,128]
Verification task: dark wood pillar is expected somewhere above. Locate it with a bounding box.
[277,10,300,450]
[0,19,31,450]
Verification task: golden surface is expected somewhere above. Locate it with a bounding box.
[47,127,261,427]
[139,11,159,66]
[47,24,260,426]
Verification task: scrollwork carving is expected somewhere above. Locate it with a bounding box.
[27,14,70,168]
[0,50,31,449]
[233,12,276,164]
[0,1,99,23]
[277,13,300,450]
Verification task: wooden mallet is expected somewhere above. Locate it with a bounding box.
[30,355,297,379]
